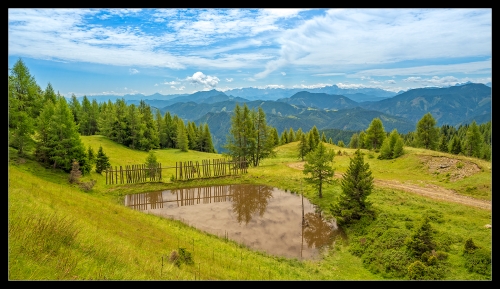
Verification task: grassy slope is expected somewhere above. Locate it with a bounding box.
[8,136,491,280]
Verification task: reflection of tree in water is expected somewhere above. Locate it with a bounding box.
[231,185,273,224]
[147,191,163,209]
[302,212,334,248]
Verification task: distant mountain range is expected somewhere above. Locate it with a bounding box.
[74,83,491,153]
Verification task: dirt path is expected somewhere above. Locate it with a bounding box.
[287,162,491,211]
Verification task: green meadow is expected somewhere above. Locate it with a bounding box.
[8,135,491,280]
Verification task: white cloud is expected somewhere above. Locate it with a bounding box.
[281,72,286,76]
[313,73,346,76]
[351,60,491,78]
[186,71,220,88]
[129,68,139,74]
[292,83,330,89]
[170,85,186,91]
[164,80,179,85]
[402,76,460,86]
[226,78,233,82]
[264,84,284,89]
[256,8,491,77]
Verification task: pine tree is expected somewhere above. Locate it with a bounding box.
[224,103,255,163]
[271,127,280,146]
[280,130,289,144]
[364,118,386,150]
[337,140,345,148]
[405,216,436,258]
[39,97,86,172]
[416,112,439,150]
[321,132,327,143]
[176,119,189,152]
[349,133,359,148]
[250,107,276,166]
[378,129,405,160]
[358,131,367,149]
[310,126,320,148]
[145,150,158,178]
[330,149,374,226]
[449,135,462,155]
[464,121,482,158]
[81,145,96,175]
[202,123,216,153]
[303,142,335,198]
[297,132,310,161]
[95,145,111,174]
[288,127,295,142]
[9,58,42,156]
[437,135,449,153]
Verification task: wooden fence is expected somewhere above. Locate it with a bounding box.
[105,158,247,185]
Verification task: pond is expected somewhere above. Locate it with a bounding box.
[124,184,345,260]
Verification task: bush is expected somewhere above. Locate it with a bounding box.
[79,179,96,191]
[169,247,194,267]
[407,260,427,280]
[463,247,491,275]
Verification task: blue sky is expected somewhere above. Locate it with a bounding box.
[8,8,492,97]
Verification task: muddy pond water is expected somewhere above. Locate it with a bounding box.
[124,184,345,260]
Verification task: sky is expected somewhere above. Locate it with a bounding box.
[8,8,492,98]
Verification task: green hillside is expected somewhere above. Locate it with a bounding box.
[9,135,491,280]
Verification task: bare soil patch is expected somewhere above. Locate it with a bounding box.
[418,155,482,181]
[287,161,491,211]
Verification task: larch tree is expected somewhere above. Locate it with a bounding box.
[415,112,439,150]
[378,129,405,160]
[297,132,310,161]
[364,118,386,150]
[176,119,189,152]
[464,121,482,158]
[9,58,43,156]
[224,103,255,164]
[349,133,359,149]
[250,107,276,167]
[303,142,335,198]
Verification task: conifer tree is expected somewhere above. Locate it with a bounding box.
[297,132,310,161]
[288,127,295,142]
[271,127,280,146]
[364,118,386,150]
[310,126,320,148]
[349,133,359,148]
[224,103,255,163]
[416,112,439,150]
[250,107,276,166]
[330,149,374,226]
[378,129,405,159]
[176,119,189,152]
[95,145,110,174]
[464,121,482,158]
[449,135,462,155]
[303,142,335,198]
[437,135,449,153]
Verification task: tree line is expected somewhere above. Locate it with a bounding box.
[8,58,216,176]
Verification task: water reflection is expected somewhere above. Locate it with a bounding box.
[124,184,345,260]
[231,185,273,224]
